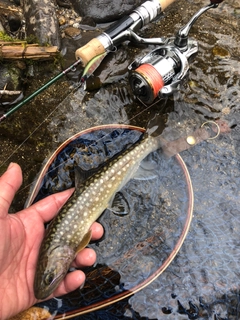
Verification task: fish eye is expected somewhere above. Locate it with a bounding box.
[44,272,55,286]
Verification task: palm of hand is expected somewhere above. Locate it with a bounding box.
[0,207,43,318]
[0,163,103,319]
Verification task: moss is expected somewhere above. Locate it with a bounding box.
[25,34,39,44]
[0,31,16,42]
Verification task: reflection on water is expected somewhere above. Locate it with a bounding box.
[1,0,240,318]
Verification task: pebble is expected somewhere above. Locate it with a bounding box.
[64,26,81,38]
[212,45,231,59]
[56,6,83,37]
[72,22,80,28]
[58,16,66,25]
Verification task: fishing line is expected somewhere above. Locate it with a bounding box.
[0,82,82,169]
[3,87,166,199]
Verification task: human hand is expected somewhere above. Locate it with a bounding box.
[0,163,104,320]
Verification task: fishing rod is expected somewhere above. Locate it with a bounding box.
[80,0,224,102]
[0,0,176,123]
[0,59,82,123]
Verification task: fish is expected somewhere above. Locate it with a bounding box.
[33,129,163,299]
[33,120,216,299]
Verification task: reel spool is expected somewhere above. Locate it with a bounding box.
[129,47,181,104]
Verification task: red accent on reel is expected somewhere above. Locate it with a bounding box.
[135,64,164,101]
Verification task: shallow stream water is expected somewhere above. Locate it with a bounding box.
[0,0,240,319]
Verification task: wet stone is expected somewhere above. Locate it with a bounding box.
[23,0,61,48]
[68,0,146,23]
[7,13,21,32]
[64,26,81,38]
[212,45,231,58]
[234,8,240,17]
[58,15,66,26]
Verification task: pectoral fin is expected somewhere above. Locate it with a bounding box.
[76,229,92,253]
[133,160,158,180]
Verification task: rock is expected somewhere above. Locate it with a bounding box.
[0,21,4,32]
[23,0,61,48]
[64,26,81,38]
[13,0,21,5]
[0,0,23,35]
[0,62,24,105]
[58,15,66,25]
[7,13,22,32]
[68,0,145,23]
[212,45,231,59]
[56,0,71,9]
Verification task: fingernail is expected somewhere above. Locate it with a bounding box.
[7,162,15,171]
[80,280,86,290]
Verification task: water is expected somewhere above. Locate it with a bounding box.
[0,0,240,318]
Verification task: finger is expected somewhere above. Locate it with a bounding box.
[90,222,104,241]
[22,188,74,224]
[71,222,103,267]
[0,163,22,216]
[72,247,97,268]
[53,270,86,298]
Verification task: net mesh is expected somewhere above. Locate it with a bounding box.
[32,127,191,318]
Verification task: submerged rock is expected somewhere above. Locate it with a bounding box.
[0,62,25,106]
[23,0,61,48]
[68,0,145,23]
[0,0,23,35]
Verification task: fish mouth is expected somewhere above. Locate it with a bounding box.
[34,274,65,300]
[34,288,54,300]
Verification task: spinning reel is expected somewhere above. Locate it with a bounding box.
[128,0,223,104]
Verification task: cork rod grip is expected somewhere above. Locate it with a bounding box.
[75,38,105,66]
[159,0,176,11]
[75,0,176,66]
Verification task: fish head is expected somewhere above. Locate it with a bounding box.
[34,244,75,300]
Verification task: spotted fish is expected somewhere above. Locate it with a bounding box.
[33,129,166,299]
[33,121,214,299]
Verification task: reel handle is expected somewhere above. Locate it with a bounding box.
[75,0,176,66]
